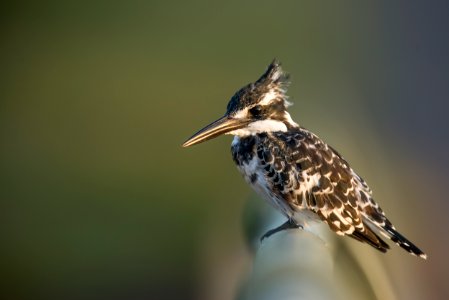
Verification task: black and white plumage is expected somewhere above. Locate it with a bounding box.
[183,60,427,259]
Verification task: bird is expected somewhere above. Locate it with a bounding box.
[182,60,427,259]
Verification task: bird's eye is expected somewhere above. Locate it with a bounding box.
[249,105,263,118]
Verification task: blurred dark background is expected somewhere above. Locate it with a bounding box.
[1,1,448,299]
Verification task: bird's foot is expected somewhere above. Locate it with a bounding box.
[260,219,303,242]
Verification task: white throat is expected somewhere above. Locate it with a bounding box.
[227,119,288,137]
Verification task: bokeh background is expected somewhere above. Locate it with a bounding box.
[1,1,448,299]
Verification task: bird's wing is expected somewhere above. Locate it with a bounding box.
[277,129,391,252]
[265,129,426,257]
[305,131,426,257]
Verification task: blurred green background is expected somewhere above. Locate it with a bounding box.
[1,1,448,299]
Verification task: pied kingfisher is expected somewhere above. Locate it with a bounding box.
[183,60,426,259]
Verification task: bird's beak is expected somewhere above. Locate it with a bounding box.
[182,115,249,147]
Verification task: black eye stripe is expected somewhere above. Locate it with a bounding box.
[250,105,262,113]
[249,105,264,117]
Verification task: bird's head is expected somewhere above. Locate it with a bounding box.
[183,60,298,147]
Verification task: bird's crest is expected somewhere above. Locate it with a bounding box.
[256,59,290,92]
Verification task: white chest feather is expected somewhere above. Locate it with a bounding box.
[237,154,322,226]
[237,156,294,218]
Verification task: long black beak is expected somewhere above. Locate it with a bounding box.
[182,115,249,147]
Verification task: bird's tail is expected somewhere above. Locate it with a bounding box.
[382,224,427,259]
[349,223,390,253]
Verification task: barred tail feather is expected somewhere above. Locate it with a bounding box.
[383,224,427,259]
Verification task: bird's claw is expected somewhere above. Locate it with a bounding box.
[260,219,302,242]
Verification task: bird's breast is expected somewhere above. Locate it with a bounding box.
[231,135,257,166]
[231,134,296,217]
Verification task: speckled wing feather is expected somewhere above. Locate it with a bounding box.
[240,128,425,257]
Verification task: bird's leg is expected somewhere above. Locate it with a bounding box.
[260,219,303,241]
